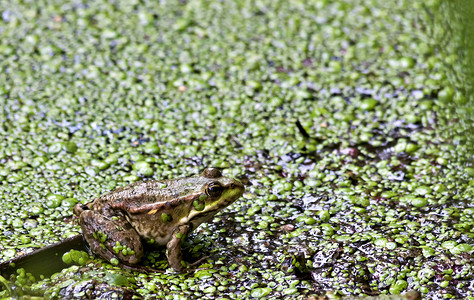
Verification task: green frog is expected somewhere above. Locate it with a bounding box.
[73,168,244,272]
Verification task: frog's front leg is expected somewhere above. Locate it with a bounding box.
[79,210,144,265]
[166,225,190,272]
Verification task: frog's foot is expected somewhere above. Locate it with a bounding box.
[79,210,144,266]
[119,263,165,274]
[187,255,210,268]
[175,256,211,273]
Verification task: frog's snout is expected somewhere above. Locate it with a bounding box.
[230,180,245,198]
[230,181,244,190]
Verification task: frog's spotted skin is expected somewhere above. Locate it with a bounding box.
[73,168,244,271]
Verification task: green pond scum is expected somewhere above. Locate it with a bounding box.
[0,0,473,299]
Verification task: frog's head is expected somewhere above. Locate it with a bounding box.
[187,168,245,229]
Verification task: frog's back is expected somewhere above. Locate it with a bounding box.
[88,176,210,212]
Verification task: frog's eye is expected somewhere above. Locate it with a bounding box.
[206,182,224,198]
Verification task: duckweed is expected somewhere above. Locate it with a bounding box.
[411,197,428,208]
[62,250,89,266]
[0,0,473,298]
[250,287,272,298]
[45,194,65,209]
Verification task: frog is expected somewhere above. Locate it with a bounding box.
[73,167,244,272]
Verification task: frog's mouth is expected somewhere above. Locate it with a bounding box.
[188,184,244,226]
[189,210,219,227]
[218,185,244,206]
